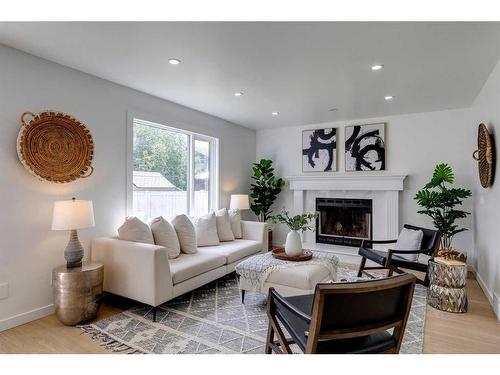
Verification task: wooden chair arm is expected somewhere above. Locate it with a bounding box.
[386,248,434,267]
[361,239,398,248]
[269,288,312,324]
[388,248,434,255]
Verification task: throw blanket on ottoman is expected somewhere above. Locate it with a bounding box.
[235,251,339,292]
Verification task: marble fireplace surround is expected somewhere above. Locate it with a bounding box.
[286,174,407,257]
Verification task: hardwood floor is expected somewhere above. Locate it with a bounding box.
[1,271,499,354]
[424,276,500,353]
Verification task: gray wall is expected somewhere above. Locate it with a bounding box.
[471,60,500,318]
[0,45,256,329]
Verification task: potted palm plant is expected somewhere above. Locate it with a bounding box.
[414,163,472,260]
[270,210,318,256]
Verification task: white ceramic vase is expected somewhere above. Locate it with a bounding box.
[285,230,303,256]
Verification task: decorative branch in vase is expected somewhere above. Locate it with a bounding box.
[270,210,318,256]
[414,163,472,262]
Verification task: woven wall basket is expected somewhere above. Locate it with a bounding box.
[17,111,94,183]
[472,123,495,188]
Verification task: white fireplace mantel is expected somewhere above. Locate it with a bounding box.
[285,174,407,247]
[286,174,406,191]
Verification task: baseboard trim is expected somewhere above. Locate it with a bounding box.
[0,304,55,332]
[472,270,500,320]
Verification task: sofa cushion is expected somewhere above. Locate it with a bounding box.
[172,214,198,254]
[266,264,332,290]
[117,217,154,244]
[228,209,242,239]
[169,251,226,284]
[200,239,261,264]
[194,212,220,247]
[215,208,235,242]
[149,216,181,259]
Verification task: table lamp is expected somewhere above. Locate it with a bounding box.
[52,197,95,268]
[229,194,250,210]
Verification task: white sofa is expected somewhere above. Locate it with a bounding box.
[91,220,267,311]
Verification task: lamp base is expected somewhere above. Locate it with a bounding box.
[64,229,84,269]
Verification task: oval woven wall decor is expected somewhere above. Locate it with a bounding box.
[472,123,495,188]
[17,111,94,183]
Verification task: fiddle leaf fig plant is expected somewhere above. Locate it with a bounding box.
[270,210,318,232]
[250,159,286,222]
[414,163,472,249]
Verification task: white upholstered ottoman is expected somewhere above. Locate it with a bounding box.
[235,250,339,301]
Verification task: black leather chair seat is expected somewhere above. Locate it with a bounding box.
[359,247,428,272]
[316,332,396,354]
[277,294,396,354]
[359,247,388,265]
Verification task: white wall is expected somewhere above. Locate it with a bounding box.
[470,60,500,318]
[0,45,256,330]
[256,109,475,258]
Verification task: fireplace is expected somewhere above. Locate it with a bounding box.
[316,198,372,247]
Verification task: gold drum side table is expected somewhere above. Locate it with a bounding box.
[52,263,104,325]
[427,258,468,313]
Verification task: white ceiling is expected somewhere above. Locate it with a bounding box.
[1,22,500,129]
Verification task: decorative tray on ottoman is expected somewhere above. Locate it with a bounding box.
[271,247,313,262]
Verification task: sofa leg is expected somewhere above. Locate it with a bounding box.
[241,290,245,304]
[152,306,157,322]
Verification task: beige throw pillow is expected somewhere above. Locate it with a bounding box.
[228,209,242,239]
[394,228,424,261]
[117,217,154,244]
[194,212,220,247]
[149,216,181,259]
[172,214,198,254]
[215,208,235,242]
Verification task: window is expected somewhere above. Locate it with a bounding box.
[130,117,218,221]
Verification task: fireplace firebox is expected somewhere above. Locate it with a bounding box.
[316,198,372,247]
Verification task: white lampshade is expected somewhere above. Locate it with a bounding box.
[52,198,95,230]
[229,194,250,210]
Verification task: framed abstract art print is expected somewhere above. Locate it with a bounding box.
[345,123,385,171]
[302,128,337,172]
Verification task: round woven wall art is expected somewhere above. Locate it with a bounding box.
[472,123,495,188]
[17,111,94,183]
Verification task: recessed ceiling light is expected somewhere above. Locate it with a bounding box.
[234,92,243,97]
[384,95,394,100]
[271,111,279,116]
[168,58,181,65]
[371,64,384,71]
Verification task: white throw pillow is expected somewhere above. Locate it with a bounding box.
[228,209,242,239]
[215,208,235,242]
[172,214,198,254]
[193,212,220,247]
[394,228,424,261]
[117,217,154,244]
[149,216,181,259]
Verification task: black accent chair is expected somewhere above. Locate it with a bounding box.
[265,274,416,354]
[357,224,441,286]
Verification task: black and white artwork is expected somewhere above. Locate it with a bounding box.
[345,123,385,171]
[302,128,337,172]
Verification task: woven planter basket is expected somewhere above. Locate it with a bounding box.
[17,111,94,183]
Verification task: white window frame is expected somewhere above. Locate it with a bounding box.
[126,111,219,217]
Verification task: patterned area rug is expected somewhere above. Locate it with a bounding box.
[81,268,427,354]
